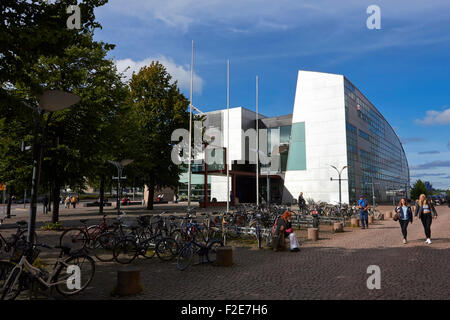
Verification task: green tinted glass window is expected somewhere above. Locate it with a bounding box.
[286,122,306,170]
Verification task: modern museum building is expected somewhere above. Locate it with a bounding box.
[178,70,410,206]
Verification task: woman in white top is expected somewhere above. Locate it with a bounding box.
[395,198,413,244]
[414,194,438,244]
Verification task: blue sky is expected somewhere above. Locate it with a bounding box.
[93,0,450,189]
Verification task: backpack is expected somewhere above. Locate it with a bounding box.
[271,215,281,236]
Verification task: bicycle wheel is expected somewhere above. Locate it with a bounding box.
[177,244,195,271]
[0,261,15,289]
[206,240,223,263]
[156,238,178,261]
[141,237,156,259]
[54,254,95,296]
[113,238,138,264]
[92,232,116,262]
[18,230,38,245]
[170,229,185,245]
[0,268,22,300]
[59,228,88,252]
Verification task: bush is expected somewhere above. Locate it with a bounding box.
[40,222,64,231]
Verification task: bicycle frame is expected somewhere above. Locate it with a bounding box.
[5,253,71,293]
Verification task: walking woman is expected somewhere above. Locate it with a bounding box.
[394,198,413,244]
[414,194,438,244]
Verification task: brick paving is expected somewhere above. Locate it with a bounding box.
[1,203,449,299]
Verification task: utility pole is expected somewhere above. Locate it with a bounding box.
[330,165,348,224]
[365,177,380,210]
[109,160,133,216]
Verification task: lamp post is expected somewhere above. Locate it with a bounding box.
[109,159,133,216]
[330,165,348,216]
[27,90,80,246]
[364,177,380,211]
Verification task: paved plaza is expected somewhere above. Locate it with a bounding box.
[1,203,449,300]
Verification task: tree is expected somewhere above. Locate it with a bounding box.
[1,0,112,221]
[128,62,190,210]
[410,180,428,201]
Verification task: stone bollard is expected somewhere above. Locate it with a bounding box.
[368,215,374,224]
[216,246,233,266]
[385,211,393,219]
[333,222,344,233]
[308,228,319,241]
[116,267,142,296]
[350,218,358,227]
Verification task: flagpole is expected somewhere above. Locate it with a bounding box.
[188,40,194,212]
[226,60,230,213]
[256,75,259,206]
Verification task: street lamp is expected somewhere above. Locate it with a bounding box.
[109,159,133,216]
[27,90,80,246]
[364,177,380,211]
[330,165,348,216]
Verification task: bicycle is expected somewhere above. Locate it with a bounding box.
[1,242,95,300]
[177,238,223,271]
[113,225,178,264]
[60,213,130,252]
[0,219,37,257]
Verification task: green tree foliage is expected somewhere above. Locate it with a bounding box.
[410,179,428,201]
[0,0,130,222]
[1,0,108,99]
[128,62,190,209]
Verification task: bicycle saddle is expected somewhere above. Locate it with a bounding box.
[17,220,28,226]
[80,219,88,224]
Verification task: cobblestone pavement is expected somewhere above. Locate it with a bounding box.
[2,204,449,299]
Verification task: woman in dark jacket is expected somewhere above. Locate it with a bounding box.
[272,211,295,251]
[414,194,438,244]
[394,198,413,244]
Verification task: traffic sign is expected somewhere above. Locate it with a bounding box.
[0,183,6,191]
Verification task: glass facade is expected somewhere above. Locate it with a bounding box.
[265,125,291,172]
[344,79,409,204]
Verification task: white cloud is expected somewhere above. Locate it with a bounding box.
[103,0,450,33]
[415,108,450,126]
[115,56,204,94]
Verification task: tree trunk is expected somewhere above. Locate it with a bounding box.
[146,176,155,210]
[6,193,12,219]
[52,180,61,223]
[48,184,52,213]
[99,174,105,215]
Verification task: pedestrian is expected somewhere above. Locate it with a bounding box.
[414,194,438,244]
[71,195,77,209]
[230,191,235,206]
[394,198,413,244]
[64,195,71,208]
[357,195,369,229]
[298,192,306,214]
[446,193,450,208]
[272,211,299,252]
[42,195,49,214]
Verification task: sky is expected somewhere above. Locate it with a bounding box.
[92,0,450,189]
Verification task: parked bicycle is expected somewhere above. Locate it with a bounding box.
[1,241,95,300]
